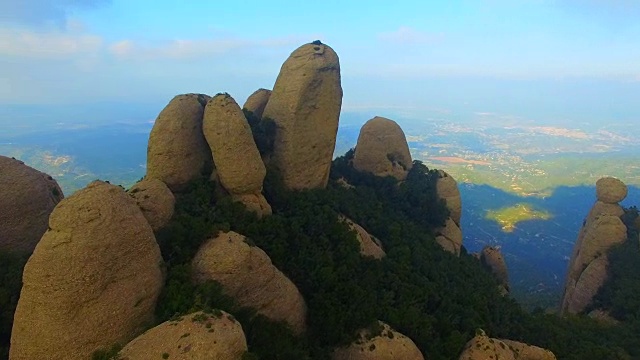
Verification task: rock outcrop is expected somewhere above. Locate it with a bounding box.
[10,181,163,360]
[0,156,64,254]
[480,246,510,293]
[341,216,385,259]
[147,93,212,191]
[352,117,413,181]
[243,88,271,119]
[561,177,628,314]
[436,218,463,256]
[459,330,556,360]
[262,41,343,190]
[203,93,271,217]
[436,170,462,225]
[118,311,247,360]
[333,322,424,360]
[128,178,175,231]
[596,177,628,204]
[192,231,306,334]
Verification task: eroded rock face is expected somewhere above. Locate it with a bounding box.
[436,217,462,256]
[203,94,271,217]
[480,246,510,293]
[118,311,247,360]
[262,42,343,190]
[128,178,175,231]
[147,94,212,191]
[561,178,629,315]
[436,170,462,225]
[596,177,627,204]
[10,181,163,360]
[0,156,64,254]
[341,216,385,259]
[243,88,271,119]
[352,117,413,181]
[458,330,556,360]
[192,231,306,334]
[333,322,424,360]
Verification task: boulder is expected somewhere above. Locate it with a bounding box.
[192,231,306,334]
[0,156,64,254]
[203,94,271,217]
[436,170,462,225]
[128,178,175,231]
[459,330,556,360]
[118,311,247,360]
[10,181,163,360]
[436,217,462,255]
[480,246,510,292]
[571,215,626,278]
[596,177,627,204]
[262,41,343,190]
[243,88,271,119]
[352,117,413,181]
[333,322,424,360]
[341,216,385,259]
[147,93,212,191]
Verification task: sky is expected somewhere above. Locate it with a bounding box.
[1,0,639,124]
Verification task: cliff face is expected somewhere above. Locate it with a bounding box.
[560,177,628,315]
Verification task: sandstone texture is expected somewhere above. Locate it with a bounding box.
[436,217,463,256]
[480,246,510,292]
[596,177,627,204]
[147,93,212,191]
[192,231,306,334]
[352,117,413,181]
[333,322,424,360]
[243,88,272,119]
[459,330,556,360]
[203,94,271,217]
[118,311,247,360]
[561,178,629,314]
[10,181,163,360]
[262,42,343,190]
[436,170,462,225]
[0,156,64,254]
[341,216,385,259]
[128,178,175,231]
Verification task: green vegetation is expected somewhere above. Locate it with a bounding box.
[486,204,552,232]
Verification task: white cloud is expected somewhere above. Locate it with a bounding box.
[0,27,102,58]
[378,26,444,45]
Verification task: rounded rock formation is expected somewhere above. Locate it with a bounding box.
[566,255,609,314]
[0,156,64,254]
[118,311,248,360]
[480,246,510,292]
[352,117,413,181]
[459,330,556,360]
[10,181,163,360]
[436,217,463,256]
[333,322,424,360]
[341,216,385,259]
[243,88,272,119]
[128,178,175,231]
[192,231,306,334]
[596,177,627,204]
[147,93,212,191]
[262,41,343,190]
[436,170,462,225]
[202,94,271,217]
